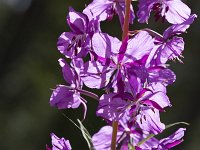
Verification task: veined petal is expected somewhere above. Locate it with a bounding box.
[127,70,142,96]
[50,85,81,109]
[163,14,197,39]
[70,58,84,76]
[159,36,184,63]
[50,133,72,150]
[81,61,114,89]
[136,108,165,134]
[149,92,170,109]
[67,7,88,34]
[123,31,154,63]
[92,32,121,59]
[83,0,113,21]
[57,32,76,58]
[58,58,74,85]
[97,93,130,121]
[92,126,112,150]
[159,128,186,149]
[144,83,171,108]
[148,67,176,85]
[165,0,191,24]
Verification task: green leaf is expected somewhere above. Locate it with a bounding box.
[137,134,155,146]
[77,119,94,150]
[62,113,81,130]
[166,122,189,129]
[62,114,94,150]
[128,143,136,150]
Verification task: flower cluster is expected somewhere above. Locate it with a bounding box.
[47,0,196,149]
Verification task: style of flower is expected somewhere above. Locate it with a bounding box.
[83,0,135,27]
[137,0,191,24]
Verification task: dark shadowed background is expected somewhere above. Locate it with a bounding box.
[0,0,200,149]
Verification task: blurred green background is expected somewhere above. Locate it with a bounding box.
[0,0,199,149]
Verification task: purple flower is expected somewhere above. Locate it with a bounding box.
[133,84,169,134]
[97,83,170,134]
[50,85,81,109]
[57,7,99,58]
[50,58,83,108]
[48,0,195,148]
[137,128,186,149]
[81,31,154,91]
[49,58,90,119]
[147,66,176,85]
[96,93,131,121]
[80,32,121,89]
[158,128,186,149]
[147,14,197,64]
[83,0,135,27]
[126,60,176,96]
[136,108,165,135]
[137,0,191,24]
[46,133,72,150]
[92,126,123,150]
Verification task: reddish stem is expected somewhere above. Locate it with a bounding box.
[122,0,131,40]
[111,0,132,150]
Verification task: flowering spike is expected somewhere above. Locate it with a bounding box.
[48,0,196,149]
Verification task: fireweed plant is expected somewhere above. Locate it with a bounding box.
[46,0,197,149]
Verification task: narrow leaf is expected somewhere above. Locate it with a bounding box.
[137,134,155,146]
[77,119,94,150]
[166,122,189,129]
[62,114,93,149]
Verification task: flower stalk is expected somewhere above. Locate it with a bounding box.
[122,0,131,40]
[111,0,132,149]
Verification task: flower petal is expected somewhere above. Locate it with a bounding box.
[97,93,129,121]
[165,0,191,24]
[50,85,81,109]
[50,133,72,150]
[92,126,122,150]
[81,61,114,89]
[58,58,74,85]
[159,128,186,149]
[136,108,165,134]
[67,7,88,34]
[57,32,76,58]
[123,31,153,63]
[92,32,121,59]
